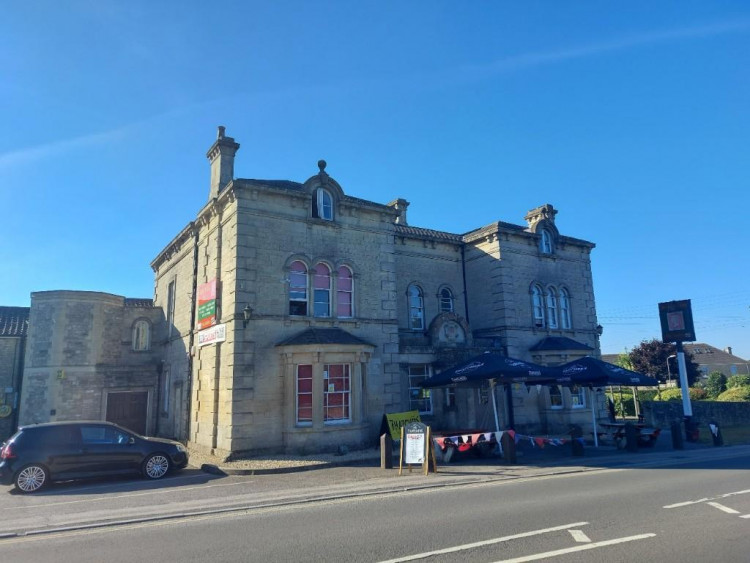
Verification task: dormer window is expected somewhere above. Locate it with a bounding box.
[313,188,334,221]
[540,228,553,254]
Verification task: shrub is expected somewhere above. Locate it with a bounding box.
[717,386,750,402]
[727,374,750,389]
[653,387,708,401]
[705,371,727,398]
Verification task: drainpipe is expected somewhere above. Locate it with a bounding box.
[185,222,199,444]
[460,244,470,324]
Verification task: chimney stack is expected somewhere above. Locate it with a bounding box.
[206,126,240,199]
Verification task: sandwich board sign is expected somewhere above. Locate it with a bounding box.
[398,421,437,476]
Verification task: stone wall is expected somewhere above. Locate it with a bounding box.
[19,291,163,433]
[642,400,750,428]
[0,337,24,440]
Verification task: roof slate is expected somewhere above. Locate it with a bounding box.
[276,327,373,347]
[0,306,30,337]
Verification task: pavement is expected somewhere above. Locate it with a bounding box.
[1,429,746,540]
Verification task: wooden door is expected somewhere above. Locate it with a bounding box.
[106,391,148,435]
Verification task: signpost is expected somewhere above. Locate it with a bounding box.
[658,299,697,440]
[398,421,437,476]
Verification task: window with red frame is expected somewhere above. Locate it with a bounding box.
[296,364,313,425]
[323,364,350,423]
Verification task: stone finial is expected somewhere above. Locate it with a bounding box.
[318,160,327,173]
[524,203,557,228]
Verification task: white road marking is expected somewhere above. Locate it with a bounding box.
[664,488,750,509]
[376,522,589,563]
[707,502,740,514]
[569,529,591,542]
[492,533,656,563]
[739,514,750,519]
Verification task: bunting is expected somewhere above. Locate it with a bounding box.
[434,429,569,452]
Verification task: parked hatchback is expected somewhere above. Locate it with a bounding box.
[0,421,189,493]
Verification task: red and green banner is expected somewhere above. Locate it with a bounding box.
[197,279,217,329]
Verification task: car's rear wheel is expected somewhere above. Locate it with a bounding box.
[143,453,170,479]
[15,464,49,493]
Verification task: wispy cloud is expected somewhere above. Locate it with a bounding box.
[0,126,128,170]
[460,19,750,77]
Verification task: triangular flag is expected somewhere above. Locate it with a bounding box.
[462,434,471,444]
[535,437,545,448]
[507,429,516,439]
[471,433,482,444]
[494,431,503,443]
[484,432,493,442]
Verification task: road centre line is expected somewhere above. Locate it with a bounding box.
[376,522,588,563]
[664,489,750,509]
[707,502,740,514]
[492,533,656,563]
[569,529,591,542]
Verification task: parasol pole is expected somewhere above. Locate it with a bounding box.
[590,387,599,448]
[490,378,501,433]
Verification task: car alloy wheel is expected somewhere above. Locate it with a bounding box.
[16,465,48,493]
[144,454,170,479]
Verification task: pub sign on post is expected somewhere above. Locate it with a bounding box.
[658,299,696,343]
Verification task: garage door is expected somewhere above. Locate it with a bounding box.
[106,391,148,435]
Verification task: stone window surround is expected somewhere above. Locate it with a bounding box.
[281,347,371,433]
[285,257,357,319]
[131,318,152,352]
[530,282,573,331]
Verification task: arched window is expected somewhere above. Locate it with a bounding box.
[549,385,563,409]
[313,188,334,220]
[439,287,454,313]
[531,285,545,327]
[408,284,425,330]
[289,261,308,315]
[546,287,559,329]
[336,266,353,318]
[132,320,150,351]
[540,228,553,254]
[559,289,572,329]
[313,263,332,317]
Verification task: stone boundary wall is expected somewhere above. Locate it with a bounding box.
[642,400,750,428]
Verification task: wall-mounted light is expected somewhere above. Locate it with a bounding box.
[596,324,603,336]
[242,305,253,328]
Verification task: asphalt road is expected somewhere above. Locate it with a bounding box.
[2,449,749,562]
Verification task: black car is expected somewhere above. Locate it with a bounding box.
[0,421,189,493]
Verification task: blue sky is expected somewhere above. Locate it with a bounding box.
[2,2,749,359]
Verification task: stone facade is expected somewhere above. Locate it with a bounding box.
[0,307,29,440]
[10,128,604,455]
[147,128,603,458]
[18,292,164,435]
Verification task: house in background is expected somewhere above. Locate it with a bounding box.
[682,343,749,379]
[0,306,28,440]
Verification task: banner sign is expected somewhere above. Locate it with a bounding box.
[197,279,217,329]
[381,410,421,441]
[198,323,226,347]
[658,299,696,343]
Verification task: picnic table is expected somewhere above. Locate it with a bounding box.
[597,422,661,449]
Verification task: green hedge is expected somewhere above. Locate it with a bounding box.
[716,386,750,402]
[652,387,708,402]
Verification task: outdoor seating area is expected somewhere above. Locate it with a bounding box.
[596,422,661,449]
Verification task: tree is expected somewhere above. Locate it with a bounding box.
[705,371,727,398]
[627,339,701,387]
